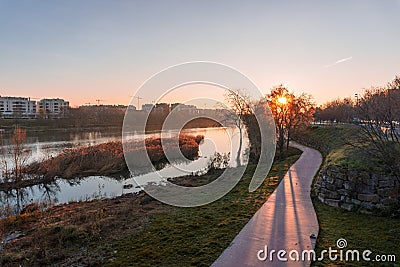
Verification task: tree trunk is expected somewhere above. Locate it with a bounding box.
[278,126,284,160]
[236,126,243,167]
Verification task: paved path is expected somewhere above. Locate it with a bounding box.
[211,142,322,267]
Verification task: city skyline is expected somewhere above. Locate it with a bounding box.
[1,1,400,106]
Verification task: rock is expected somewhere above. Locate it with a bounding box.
[329,165,340,173]
[344,196,354,204]
[375,204,385,210]
[341,203,354,211]
[334,178,344,188]
[358,194,380,203]
[325,183,337,192]
[356,184,375,194]
[318,165,398,213]
[324,199,340,208]
[343,181,355,190]
[337,189,348,196]
[347,172,358,182]
[326,176,334,184]
[324,190,340,200]
[378,188,399,198]
[378,180,395,188]
[360,201,375,210]
[363,177,376,187]
[377,174,390,181]
[320,188,328,194]
[380,197,399,205]
[336,173,346,180]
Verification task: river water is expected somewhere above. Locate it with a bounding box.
[0,127,248,209]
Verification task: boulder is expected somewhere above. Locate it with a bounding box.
[324,199,340,208]
[358,194,380,203]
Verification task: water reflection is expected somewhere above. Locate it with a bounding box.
[0,127,249,214]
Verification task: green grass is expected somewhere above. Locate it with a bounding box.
[294,125,382,171]
[103,148,302,266]
[294,125,357,151]
[313,199,400,266]
[297,125,400,266]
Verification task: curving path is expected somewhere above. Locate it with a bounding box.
[211,142,323,267]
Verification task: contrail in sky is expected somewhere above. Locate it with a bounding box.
[324,56,353,68]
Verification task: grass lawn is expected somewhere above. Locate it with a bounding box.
[104,148,302,266]
[295,125,390,172]
[313,199,400,266]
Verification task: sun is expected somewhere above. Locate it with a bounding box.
[277,96,287,105]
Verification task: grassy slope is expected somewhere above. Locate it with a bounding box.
[296,125,400,266]
[104,148,302,266]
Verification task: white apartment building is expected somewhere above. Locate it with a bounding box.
[38,98,69,116]
[0,96,37,118]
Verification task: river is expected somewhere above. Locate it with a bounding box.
[0,127,248,211]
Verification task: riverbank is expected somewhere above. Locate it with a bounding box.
[0,148,302,266]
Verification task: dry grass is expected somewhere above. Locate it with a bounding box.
[22,134,204,181]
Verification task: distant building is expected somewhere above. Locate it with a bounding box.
[170,103,198,114]
[127,105,136,111]
[142,103,154,112]
[82,104,128,110]
[0,96,37,119]
[154,103,170,113]
[38,98,69,118]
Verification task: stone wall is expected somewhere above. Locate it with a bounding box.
[314,165,400,214]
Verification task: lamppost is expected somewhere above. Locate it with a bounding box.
[354,93,359,124]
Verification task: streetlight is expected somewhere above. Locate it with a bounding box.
[354,93,359,124]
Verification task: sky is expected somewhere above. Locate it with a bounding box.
[0,0,399,107]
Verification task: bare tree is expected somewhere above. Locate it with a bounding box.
[0,126,31,212]
[315,98,354,123]
[10,126,30,183]
[354,76,400,177]
[0,130,10,183]
[223,89,252,166]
